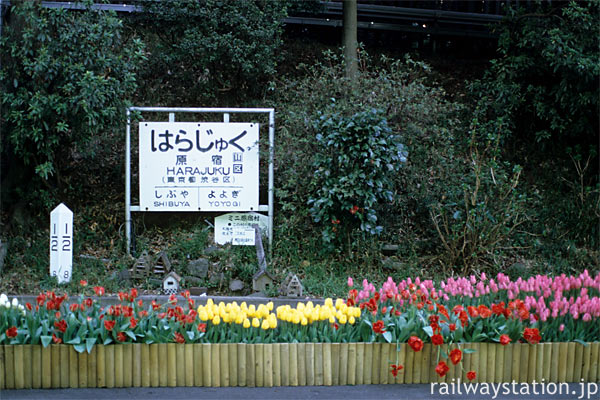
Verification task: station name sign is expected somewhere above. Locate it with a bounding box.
[139,122,259,212]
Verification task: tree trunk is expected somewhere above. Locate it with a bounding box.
[343,0,358,80]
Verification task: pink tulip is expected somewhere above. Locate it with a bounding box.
[583,313,592,322]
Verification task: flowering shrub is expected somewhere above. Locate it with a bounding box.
[307,108,407,244]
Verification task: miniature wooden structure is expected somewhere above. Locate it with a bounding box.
[162,271,181,295]
[132,251,152,279]
[153,251,172,276]
[252,269,275,293]
[280,273,303,297]
[132,251,172,279]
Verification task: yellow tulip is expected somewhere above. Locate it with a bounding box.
[268,314,277,329]
[349,316,355,325]
[301,317,308,326]
[252,318,260,328]
[198,310,209,321]
[261,319,269,330]
[292,312,300,325]
[325,298,333,308]
[339,315,347,324]
[243,318,251,328]
[212,315,221,325]
[328,315,336,324]
[267,301,274,311]
[235,314,244,324]
[311,310,319,322]
[280,310,289,322]
[276,305,285,316]
[335,298,344,309]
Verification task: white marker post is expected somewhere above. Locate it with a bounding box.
[50,203,73,284]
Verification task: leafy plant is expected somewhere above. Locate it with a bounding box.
[429,131,530,272]
[0,1,145,210]
[431,154,527,273]
[131,0,287,105]
[470,0,599,147]
[308,108,407,246]
[271,50,456,259]
[465,0,599,274]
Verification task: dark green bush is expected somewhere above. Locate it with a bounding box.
[0,1,144,210]
[468,0,599,270]
[269,50,466,260]
[470,0,599,147]
[308,108,407,244]
[430,141,530,273]
[131,0,288,106]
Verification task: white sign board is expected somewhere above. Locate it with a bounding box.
[214,212,268,246]
[139,122,259,212]
[50,203,73,283]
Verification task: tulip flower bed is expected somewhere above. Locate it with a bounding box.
[0,271,599,389]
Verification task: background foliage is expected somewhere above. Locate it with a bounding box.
[130,0,288,106]
[0,1,144,211]
[468,0,599,271]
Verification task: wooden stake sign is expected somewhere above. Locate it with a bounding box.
[50,203,73,283]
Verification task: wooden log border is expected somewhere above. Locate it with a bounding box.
[1,342,599,388]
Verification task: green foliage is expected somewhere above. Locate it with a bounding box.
[308,109,407,243]
[271,49,465,261]
[470,0,599,147]
[430,140,530,272]
[0,1,144,208]
[468,0,599,269]
[131,0,287,105]
[167,227,210,262]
